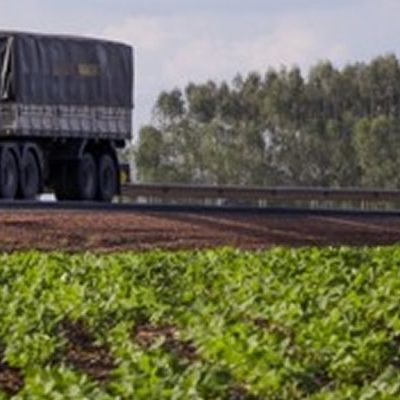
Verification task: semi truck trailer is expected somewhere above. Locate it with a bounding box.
[0,31,133,201]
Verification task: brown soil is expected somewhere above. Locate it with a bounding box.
[228,385,261,400]
[134,324,198,361]
[0,210,399,252]
[60,320,115,383]
[0,348,23,395]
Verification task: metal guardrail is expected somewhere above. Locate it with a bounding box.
[3,200,400,217]
[121,184,400,202]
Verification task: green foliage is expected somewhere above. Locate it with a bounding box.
[136,54,400,187]
[1,248,400,398]
[355,116,400,187]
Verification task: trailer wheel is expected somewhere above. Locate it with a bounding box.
[98,153,117,202]
[0,148,19,200]
[20,150,40,199]
[77,153,97,201]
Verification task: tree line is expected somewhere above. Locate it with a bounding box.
[136,54,400,188]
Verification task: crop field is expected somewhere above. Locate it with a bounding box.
[0,247,400,399]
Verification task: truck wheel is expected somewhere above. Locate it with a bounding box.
[20,150,40,199]
[77,153,97,201]
[0,148,19,200]
[98,153,117,202]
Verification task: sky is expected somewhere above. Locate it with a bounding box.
[0,0,400,133]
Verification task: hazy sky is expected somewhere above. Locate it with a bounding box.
[0,0,399,132]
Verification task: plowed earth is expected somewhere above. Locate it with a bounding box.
[0,210,400,252]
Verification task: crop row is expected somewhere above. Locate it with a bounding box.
[0,247,400,399]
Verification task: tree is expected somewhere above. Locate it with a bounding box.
[136,54,400,189]
[155,89,185,124]
[135,125,165,182]
[355,116,400,187]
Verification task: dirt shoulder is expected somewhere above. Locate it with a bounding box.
[0,210,399,252]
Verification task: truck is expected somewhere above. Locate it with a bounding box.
[0,31,133,201]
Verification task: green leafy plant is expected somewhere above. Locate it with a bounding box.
[0,247,399,398]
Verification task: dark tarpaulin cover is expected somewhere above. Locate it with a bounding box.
[0,38,5,68]
[0,38,7,98]
[9,32,134,108]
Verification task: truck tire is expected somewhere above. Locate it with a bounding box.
[97,153,117,202]
[77,153,97,201]
[0,147,19,199]
[20,150,40,199]
[54,153,97,201]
